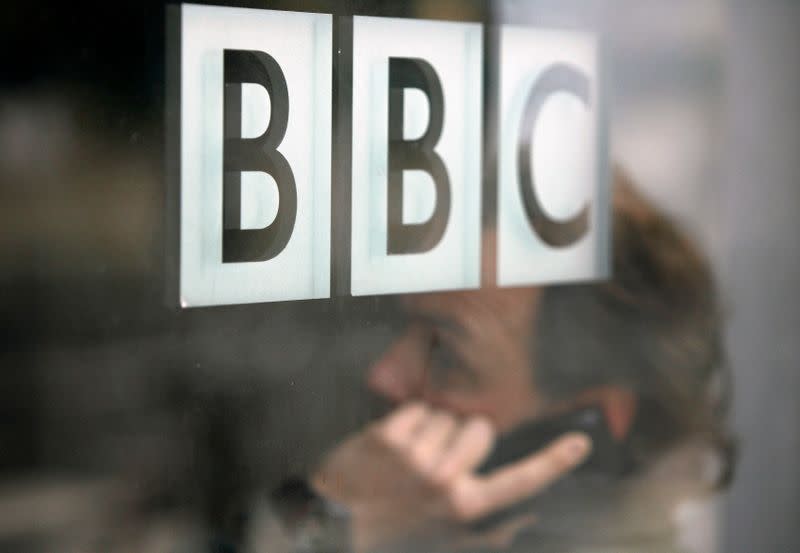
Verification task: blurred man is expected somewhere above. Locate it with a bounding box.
[265,171,734,553]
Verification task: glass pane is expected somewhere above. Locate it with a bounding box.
[2,2,798,553]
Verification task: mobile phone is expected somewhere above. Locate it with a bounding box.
[468,406,634,535]
[477,405,633,477]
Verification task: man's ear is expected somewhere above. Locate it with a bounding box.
[596,387,638,442]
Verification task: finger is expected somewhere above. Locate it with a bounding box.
[433,416,495,484]
[409,411,458,471]
[379,402,430,447]
[450,432,591,521]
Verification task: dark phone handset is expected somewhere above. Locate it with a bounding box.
[469,406,634,533]
[478,405,633,477]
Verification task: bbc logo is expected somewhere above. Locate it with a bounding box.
[167,4,609,307]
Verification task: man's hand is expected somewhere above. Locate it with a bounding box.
[311,403,591,552]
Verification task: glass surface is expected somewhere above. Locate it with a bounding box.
[2,2,799,553]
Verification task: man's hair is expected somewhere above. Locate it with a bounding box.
[534,169,735,487]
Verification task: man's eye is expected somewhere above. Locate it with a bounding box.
[426,333,477,389]
[429,333,454,368]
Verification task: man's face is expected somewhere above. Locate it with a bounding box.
[367,286,544,432]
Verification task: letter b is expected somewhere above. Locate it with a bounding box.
[223,49,297,263]
[350,16,483,296]
[387,58,450,254]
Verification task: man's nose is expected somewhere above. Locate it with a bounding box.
[366,326,429,402]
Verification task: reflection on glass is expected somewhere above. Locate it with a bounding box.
[0,2,748,553]
[301,170,733,553]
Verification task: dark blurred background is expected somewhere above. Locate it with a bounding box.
[1,1,798,552]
